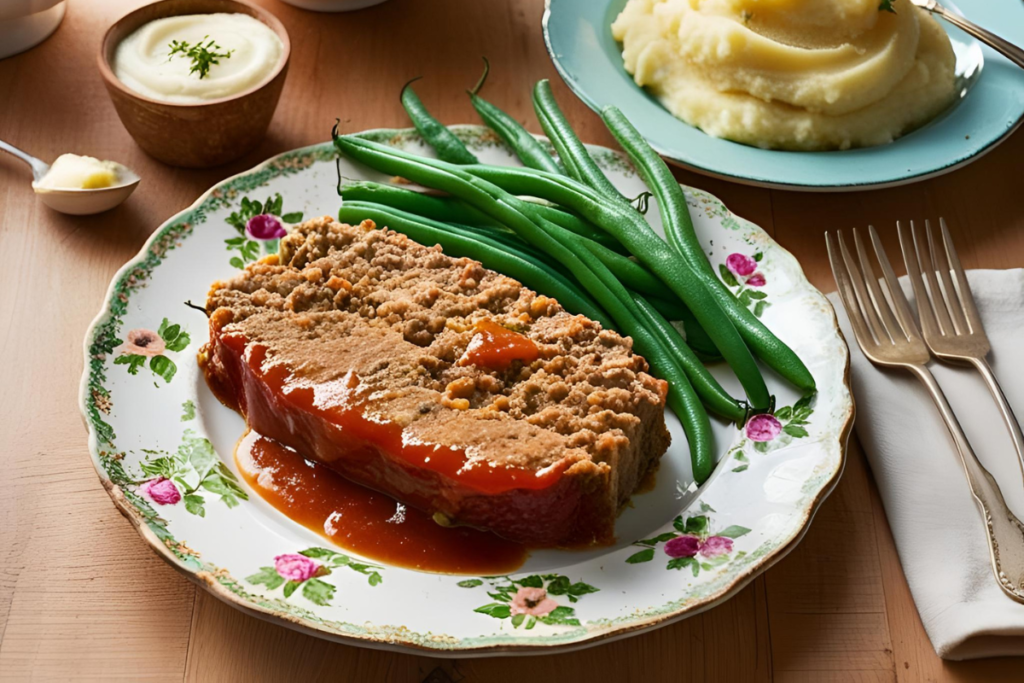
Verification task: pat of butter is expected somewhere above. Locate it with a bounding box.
[33,154,122,191]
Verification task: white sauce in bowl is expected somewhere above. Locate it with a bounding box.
[113,13,283,104]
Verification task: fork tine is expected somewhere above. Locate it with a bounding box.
[837,229,892,344]
[926,219,969,335]
[853,227,904,341]
[827,232,880,352]
[900,220,944,341]
[939,217,984,334]
[915,220,956,336]
[868,225,922,341]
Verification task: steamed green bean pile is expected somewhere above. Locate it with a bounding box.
[333,74,814,483]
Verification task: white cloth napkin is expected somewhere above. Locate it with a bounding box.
[828,269,1024,660]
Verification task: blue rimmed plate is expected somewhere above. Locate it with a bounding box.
[542,0,1024,190]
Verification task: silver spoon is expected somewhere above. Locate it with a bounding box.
[911,0,1024,69]
[0,139,140,215]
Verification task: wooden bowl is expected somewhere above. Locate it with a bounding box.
[98,0,290,168]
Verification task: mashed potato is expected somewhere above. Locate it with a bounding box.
[612,0,956,150]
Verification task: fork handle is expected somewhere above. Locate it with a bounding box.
[925,3,1024,69]
[908,363,1024,603]
[969,357,1024,489]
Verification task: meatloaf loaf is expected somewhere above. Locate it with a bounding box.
[202,216,670,547]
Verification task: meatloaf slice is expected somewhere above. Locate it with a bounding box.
[202,216,670,547]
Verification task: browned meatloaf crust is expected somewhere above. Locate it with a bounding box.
[203,216,670,547]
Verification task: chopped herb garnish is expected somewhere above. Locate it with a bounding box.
[879,0,897,12]
[167,35,234,79]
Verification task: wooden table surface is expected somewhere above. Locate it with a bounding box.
[2,0,1023,680]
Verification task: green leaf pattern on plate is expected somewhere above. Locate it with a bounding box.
[134,430,249,517]
[718,251,770,318]
[626,512,750,576]
[460,574,600,630]
[225,193,304,269]
[113,317,191,385]
[737,393,817,460]
[246,548,384,607]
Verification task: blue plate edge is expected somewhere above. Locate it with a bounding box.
[540,0,1024,192]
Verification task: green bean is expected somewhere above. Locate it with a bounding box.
[401,78,478,165]
[532,80,628,204]
[673,304,723,362]
[644,294,687,321]
[639,296,723,361]
[336,185,630,278]
[630,294,745,424]
[455,223,551,263]
[341,175,625,252]
[468,59,564,175]
[459,162,772,410]
[341,180,491,224]
[600,106,816,393]
[640,293,723,360]
[337,202,610,326]
[515,202,664,297]
[576,236,663,296]
[341,200,556,289]
[519,200,626,252]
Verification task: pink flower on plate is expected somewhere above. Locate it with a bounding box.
[664,535,701,558]
[746,414,782,442]
[726,253,757,277]
[141,477,181,505]
[246,214,287,240]
[509,587,558,617]
[274,553,320,582]
[699,536,734,558]
[121,329,165,357]
[746,273,767,287]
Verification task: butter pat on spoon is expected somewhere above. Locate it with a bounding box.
[0,140,140,215]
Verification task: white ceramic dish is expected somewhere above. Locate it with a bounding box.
[80,126,853,655]
[0,0,65,60]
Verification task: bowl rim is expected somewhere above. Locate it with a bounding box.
[97,0,291,109]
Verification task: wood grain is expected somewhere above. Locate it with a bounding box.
[1,0,1022,680]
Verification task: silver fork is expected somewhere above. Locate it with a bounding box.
[899,218,1024,488]
[827,227,1024,603]
[909,0,1024,69]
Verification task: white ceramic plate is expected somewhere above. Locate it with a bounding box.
[80,127,853,655]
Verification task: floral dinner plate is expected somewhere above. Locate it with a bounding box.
[80,127,853,655]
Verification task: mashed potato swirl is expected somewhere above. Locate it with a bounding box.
[612,0,956,150]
